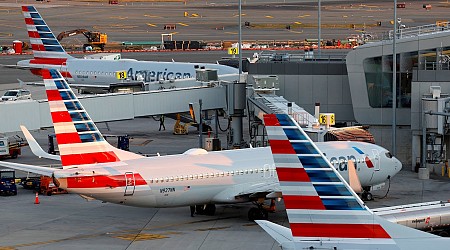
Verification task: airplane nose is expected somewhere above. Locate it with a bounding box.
[392,157,403,174]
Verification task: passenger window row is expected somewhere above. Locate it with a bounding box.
[149,167,274,184]
[75,71,115,76]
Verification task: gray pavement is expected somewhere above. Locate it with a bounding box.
[1,117,450,249]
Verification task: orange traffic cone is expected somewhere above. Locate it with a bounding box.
[34,192,40,204]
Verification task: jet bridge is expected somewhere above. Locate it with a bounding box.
[247,75,375,146]
[0,85,226,133]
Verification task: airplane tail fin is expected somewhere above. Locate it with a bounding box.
[22,6,73,63]
[42,69,143,168]
[262,114,440,249]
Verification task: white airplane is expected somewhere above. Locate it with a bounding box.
[14,6,238,91]
[257,113,449,249]
[0,69,401,221]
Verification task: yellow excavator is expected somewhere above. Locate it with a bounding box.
[56,29,107,51]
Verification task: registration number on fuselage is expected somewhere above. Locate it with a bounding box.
[160,187,176,193]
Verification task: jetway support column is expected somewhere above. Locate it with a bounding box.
[226,82,246,148]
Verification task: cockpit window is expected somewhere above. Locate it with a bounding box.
[385,152,393,158]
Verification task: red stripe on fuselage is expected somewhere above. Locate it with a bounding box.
[56,132,81,145]
[66,173,147,189]
[290,223,391,239]
[263,114,280,126]
[61,151,121,166]
[268,140,296,154]
[51,111,72,123]
[46,89,63,101]
[283,195,326,210]
[277,167,310,182]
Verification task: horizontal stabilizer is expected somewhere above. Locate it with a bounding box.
[255,220,293,245]
[20,125,61,161]
[0,161,54,176]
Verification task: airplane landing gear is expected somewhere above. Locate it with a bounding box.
[195,204,216,216]
[361,187,373,201]
[248,206,268,221]
[248,200,275,221]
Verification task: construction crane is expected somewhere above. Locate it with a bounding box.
[56,29,107,51]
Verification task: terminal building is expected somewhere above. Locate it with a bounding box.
[248,22,450,169]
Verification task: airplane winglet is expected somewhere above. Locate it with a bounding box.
[255,220,294,246]
[20,125,61,161]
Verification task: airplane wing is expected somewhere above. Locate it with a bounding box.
[254,220,293,246]
[0,64,43,70]
[20,125,61,161]
[0,161,54,176]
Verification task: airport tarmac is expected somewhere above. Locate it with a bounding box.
[2,116,450,250]
[1,1,450,249]
[1,0,450,45]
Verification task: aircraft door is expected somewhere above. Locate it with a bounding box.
[372,149,381,171]
[124,172,136,196]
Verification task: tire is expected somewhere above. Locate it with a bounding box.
[204,204,216,216]
[195,205,205,215]
[248,207,260,221]
[366,192,373,201]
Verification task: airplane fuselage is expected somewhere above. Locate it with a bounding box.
[54,142,401,208]
[18,57,239,86]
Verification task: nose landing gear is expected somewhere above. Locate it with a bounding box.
[248,199,276,221]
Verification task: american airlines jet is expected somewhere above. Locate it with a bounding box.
[0,69,401,220]
[16,6,238,91]
[257,113,449,249]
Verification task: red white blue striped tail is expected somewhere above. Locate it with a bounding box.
[263,114,397,246]
[22,6,72,63]
[43,69,143,168]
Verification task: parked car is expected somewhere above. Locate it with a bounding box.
[1,89,32,101]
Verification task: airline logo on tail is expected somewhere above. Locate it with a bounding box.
[22,6,73,78]
[22,6,69,61]
[42,69,139,167]
[263,114,392,240]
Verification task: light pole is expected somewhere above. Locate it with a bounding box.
[318,0,321,56]
[238,0,242,76]
[392,0,397,156]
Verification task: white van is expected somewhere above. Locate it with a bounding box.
[1,89,32,101]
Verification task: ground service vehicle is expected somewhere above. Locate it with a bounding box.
[0,169,17,196]
[40,176,67,196]
[56,29,107,51]
[0,136,26,159]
